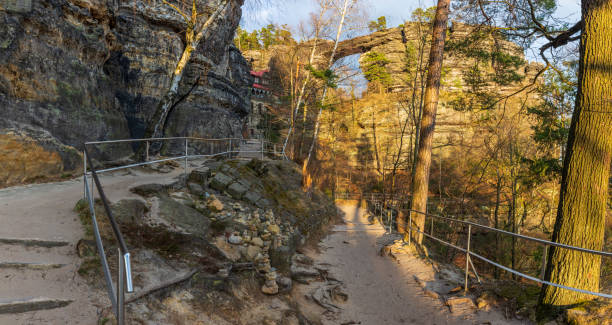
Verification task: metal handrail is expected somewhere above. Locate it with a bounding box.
[340,192,612,299]
[84,137,281,175]
[82,136,282,323]
[83,146,134,324]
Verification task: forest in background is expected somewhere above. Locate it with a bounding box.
[236,0,611,321]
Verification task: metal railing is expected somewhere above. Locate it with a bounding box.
[83,147,133,324]
[337,192,612,299]
[82,136,281,323]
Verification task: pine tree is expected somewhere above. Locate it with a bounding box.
[537,0,612,315]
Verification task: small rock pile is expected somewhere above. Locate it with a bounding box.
[210,200,298,295]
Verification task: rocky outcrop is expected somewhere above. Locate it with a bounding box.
[325,22,543,94]
[249,22,542,96]
[0,0,252,186]
[76,157,337,323]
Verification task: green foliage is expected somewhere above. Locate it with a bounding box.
[362,51,392,91]
[522,68,574,182]
[305,65,338,89]
[368,16,387,32]
[234,24,294,51]
[403,42,417,73]
[445,28,526,111]
[411,6,436,23]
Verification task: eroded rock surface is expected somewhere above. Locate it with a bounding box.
[0,0,252,186]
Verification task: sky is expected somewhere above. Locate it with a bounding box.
[240,0,581,93]
[241,0,581,35]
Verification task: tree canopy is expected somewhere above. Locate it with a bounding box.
[368,16,387,32]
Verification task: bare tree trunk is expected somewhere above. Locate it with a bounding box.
[407,0,451,244]
[538,0,612,316]
[511,170,517,280]
[372,110,382,174]
[282,1,330,158]
[494,170,502,279]
[139,0,229,157]
[303,0,351,188]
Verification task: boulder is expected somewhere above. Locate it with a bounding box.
[156,195,210,236]
[0,125,82,187]
[112,199,148,225]
[189,167,211,185]
[187,182,205,196]
[130,183,167,197]
[243,190,262,205]
[210,173,234,191]
[227,181,248,199]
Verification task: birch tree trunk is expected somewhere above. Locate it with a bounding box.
[407,0,451,244]
[139,0,229,156]
[537,0,612,316]
[303,0,351,187]
[282,1,331,158]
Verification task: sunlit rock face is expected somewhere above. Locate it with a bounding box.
[0,0,251,185]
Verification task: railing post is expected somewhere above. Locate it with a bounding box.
[261,138,264,160]
[464,224,472,293]
[228,139,232,159]
[83,150,87,200]
[145,141,149,162]
[408,211,412,246]
[210,141,213,155]
[184,138,188,176]
[540,245,548,279]
[117,248,125,325]
[430,217,434,235]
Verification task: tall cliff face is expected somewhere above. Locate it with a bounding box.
[0,0,251,186]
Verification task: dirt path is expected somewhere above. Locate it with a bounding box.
[0,167,186,324]
[295,202,526,325]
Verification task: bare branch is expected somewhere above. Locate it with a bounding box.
[163,0,190,22]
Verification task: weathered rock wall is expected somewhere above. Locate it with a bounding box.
[0,0,252,186]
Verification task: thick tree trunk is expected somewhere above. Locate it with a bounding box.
[407,0,451,244]
[537,0,612,316]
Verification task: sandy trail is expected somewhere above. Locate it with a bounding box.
[0,167,186,324]
[297,202,526,325]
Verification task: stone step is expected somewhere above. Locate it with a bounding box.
[0,265,82,299]
[0,237,70,248]
[0,242,74,265]
[0,297,72,314]
[0,262,65,270]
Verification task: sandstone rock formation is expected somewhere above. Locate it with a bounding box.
[0,0,252,186]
